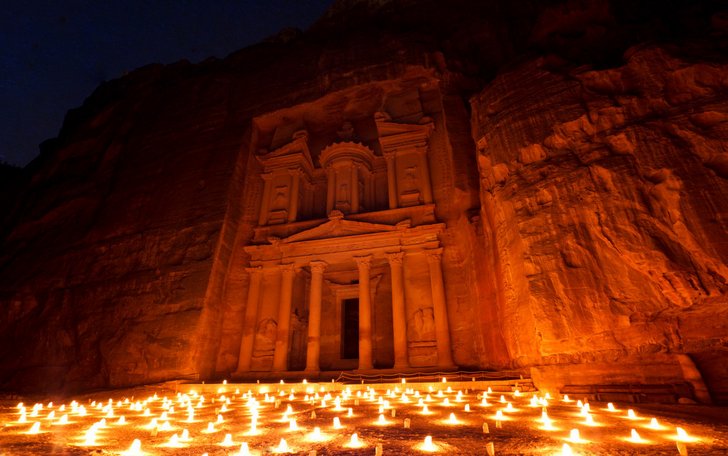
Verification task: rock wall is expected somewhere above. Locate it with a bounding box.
[472,46,728,402]
[0,0,725,401]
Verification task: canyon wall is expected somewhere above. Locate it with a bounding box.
[473,46,728,402]
[0,0,725,401]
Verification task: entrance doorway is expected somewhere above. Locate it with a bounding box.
[341,298,359,359]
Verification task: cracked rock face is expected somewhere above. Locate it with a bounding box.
[472,46,728,401]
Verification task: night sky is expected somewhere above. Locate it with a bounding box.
[0,0,333,167]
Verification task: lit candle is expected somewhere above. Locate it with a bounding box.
[568,428,584,443]
[333,417,343,429]
[628,428,645,443]
[28,422,41,434]
[346,432,365,448]
[122,439,142,456]
[221,433,234,446]
[236,442,252,456]
[274,437,291,453]
[421,435,437,452]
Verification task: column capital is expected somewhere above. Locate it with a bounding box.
[245,265,263,275]
[279,262,297,273]
[354,255,372,269]
[385,251,405,265]
[309,260,327,274]
[287,168,304,177]
[383,151,396,162]
[424,247,443,262]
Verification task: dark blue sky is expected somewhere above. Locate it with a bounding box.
[0,0,333,167]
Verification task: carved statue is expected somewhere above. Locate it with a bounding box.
[272,185,289,210]
[411,307,436,342]
[254,318,277,353]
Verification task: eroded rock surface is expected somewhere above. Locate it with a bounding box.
[473,45,728,402]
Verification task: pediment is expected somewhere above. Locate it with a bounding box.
[375,117,434,138]
[281,214,403,244]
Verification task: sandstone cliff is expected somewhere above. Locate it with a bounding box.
[0,0,726,402]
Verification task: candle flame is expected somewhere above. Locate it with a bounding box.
[421,435,437,452]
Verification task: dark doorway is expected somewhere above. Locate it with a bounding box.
[341,298,359,359]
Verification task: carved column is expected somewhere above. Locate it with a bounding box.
[418,147,434,204]
[235,266,263,374]
[258,173,273,226]
[354,255,374,370]
[288,169,301,223]
[305,261,327,372]
[384,153,397,209]
[272,263,296,371]
[350,164,360,213]
[386,252,409,369]
[425,248,455,368]
[326,167,335,215]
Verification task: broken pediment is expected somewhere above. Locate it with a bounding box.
[281,211,402,243]
[375,114,434,148]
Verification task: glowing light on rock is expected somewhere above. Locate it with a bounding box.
[205,422,216,433]
[464,404,470,412]
[607,402,616,412]
[333,416,343,429]
[505,402,515,412]
[495,410,504,421]
[159,420,172,431]
[627,409,637,420]
[57,414,69,425]
[561,443,574,455]
[562,395,572,402]
[648,417,663,430]
[348,407,353,417]
[289,418,298,431]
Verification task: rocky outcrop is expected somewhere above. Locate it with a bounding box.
[0,0,726,402]
[472,45,728,402]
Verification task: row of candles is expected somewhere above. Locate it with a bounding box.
[2,378,703,455]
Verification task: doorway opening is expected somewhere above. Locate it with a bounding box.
[341,298,359,359]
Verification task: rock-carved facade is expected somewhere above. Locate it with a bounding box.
[235,110,457,374]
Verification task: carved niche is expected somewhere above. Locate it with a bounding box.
[376,113,435,208]
[257,130,315,225]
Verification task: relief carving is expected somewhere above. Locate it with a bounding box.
[411,307,436,342]
[254,318,277,355]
